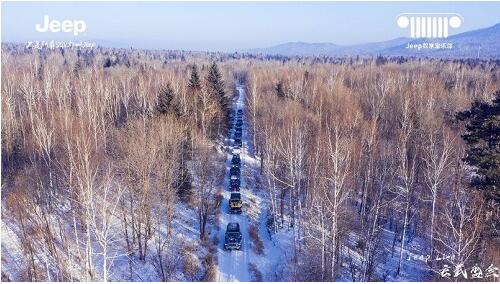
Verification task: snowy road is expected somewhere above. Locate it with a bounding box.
[217,85,251,282]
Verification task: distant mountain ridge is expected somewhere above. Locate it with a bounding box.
[245,23,500,59]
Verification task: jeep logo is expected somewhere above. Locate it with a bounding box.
[35,15,86,36]
[396,13,463,38]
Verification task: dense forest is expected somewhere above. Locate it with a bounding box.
[245,59,499,280]
[1,45,238,281]
[1,44,499,281]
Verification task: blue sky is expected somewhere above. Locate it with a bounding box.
[2,1,499,51]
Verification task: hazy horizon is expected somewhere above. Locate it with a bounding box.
[2,1,500,52]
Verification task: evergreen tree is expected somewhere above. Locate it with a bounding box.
[275,81,286,99]
[205,62,230,138]
[457,90,500,205]
[206,62,228,111]
[157,83,175,115]
[375,55,387,66]
[188,65,202,91]
[103,57,112,68]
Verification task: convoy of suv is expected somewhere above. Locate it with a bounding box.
[224,107,245,251]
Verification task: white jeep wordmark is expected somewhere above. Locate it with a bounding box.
[35,15,86,36]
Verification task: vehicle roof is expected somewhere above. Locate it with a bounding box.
[227,222,240,231]
[230,192,241,198]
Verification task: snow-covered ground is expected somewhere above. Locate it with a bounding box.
[1,197,209,281]
[338,228,431,281]
[1,218,25,281]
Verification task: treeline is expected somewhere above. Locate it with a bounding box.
[1,46,232,281]
[246,59,499,281]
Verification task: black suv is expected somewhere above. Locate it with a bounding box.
[230,166,240,176]
[234,138,242,147]
[224,222,242,250]
[229,192,243,214]
[230,176,240,188]
[230,183,240,191]
[232,154,241,165]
